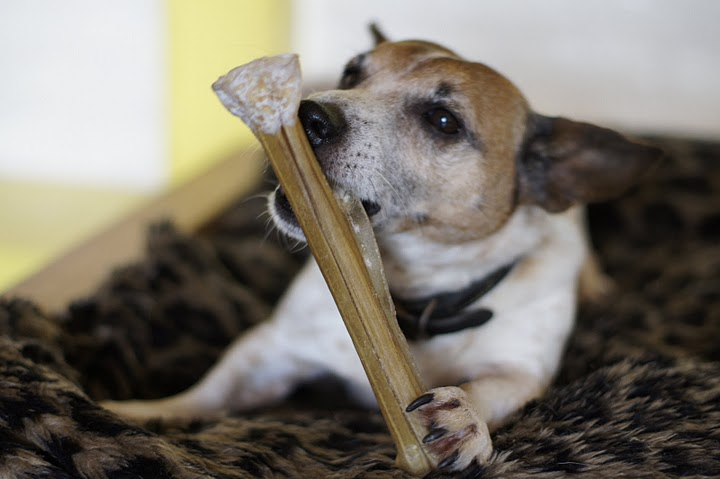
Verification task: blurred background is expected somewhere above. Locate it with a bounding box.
[1,0,719,292]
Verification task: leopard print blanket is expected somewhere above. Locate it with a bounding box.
[2,136,719,478]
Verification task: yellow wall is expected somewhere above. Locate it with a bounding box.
[0,182,148,291]
[168,0,291,185]
[0,2,291,292]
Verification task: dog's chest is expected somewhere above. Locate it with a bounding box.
[377,207,549,299]
[271,206,585,394]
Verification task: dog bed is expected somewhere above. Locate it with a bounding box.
[1,135,719,478]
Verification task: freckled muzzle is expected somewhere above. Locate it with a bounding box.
[270,99,381,236]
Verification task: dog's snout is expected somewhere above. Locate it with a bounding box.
[298,100,345,147]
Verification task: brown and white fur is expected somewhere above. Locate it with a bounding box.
[104,33,661,470]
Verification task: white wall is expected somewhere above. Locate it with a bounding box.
[0,0,166,189]
[1,1,717,190]
[291,0,720,138]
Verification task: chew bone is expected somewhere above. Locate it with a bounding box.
[212,54,301,136]
[213,55,435,475]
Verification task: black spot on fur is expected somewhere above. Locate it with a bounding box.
[163,300,226,347]
[109,456,176,479]
[642,202,685,235]
[697,212,720,241]
[40,435,83,476]
[0,392,59,429]
[664,175,713,194]
[318,431,375,452]
[65,392,142,438]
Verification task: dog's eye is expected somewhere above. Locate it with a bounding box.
[340,65,362,89]
[424,108,461,135]
[339,54,366,89]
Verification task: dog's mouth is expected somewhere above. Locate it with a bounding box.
[270,99,382,239]
[272,186,382,238]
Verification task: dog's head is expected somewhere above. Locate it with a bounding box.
[271,32,662,243]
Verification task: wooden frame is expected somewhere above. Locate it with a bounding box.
[6,151,264,312]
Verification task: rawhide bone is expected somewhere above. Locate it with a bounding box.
[213,54,435,475]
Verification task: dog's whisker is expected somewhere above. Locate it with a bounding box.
[374,170,401,201]
[256,209,269,223]
[245,192,273,204]
[258,209,275,227]
[261,217,278,244]
[374,170,412,216]
[287,237,309,254]
[373,170,435,237]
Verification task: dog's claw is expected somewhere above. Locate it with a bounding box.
[406,386,492,471]
[438,451,460,469]
[423,427,448,444]
[406,393,434,412]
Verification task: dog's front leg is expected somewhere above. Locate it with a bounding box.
[103,260,358,422]
[102,319,322,421]
[406,369,543,470]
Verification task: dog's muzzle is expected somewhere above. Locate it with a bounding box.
[271,99,381,233]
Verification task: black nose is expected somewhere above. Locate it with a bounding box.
[298,100,345,147]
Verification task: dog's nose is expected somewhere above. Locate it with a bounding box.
[298,100,345,147]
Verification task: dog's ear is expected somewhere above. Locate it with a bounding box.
[369,23,388,45]
[517,115,663,213]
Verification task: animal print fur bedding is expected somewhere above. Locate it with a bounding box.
[1,136,719,478]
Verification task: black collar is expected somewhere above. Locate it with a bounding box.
[393,260,518,340]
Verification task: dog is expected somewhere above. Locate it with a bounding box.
[103,31,661,470]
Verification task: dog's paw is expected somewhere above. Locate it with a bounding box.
[406,386,492,471]
[101,396,204,422]
[100,399,167,422]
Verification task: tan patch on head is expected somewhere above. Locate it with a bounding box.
[373,43,531,242]
[370,40,461,72]
[419,59,529,241]
[307,40,533,243]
